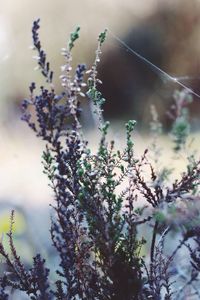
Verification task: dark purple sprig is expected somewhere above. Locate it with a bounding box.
[32,19,53,83]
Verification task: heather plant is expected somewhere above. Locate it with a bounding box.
[1,19,200,300]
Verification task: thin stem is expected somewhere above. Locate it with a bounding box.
[151,221,158,262]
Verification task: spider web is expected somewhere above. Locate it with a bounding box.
[107,28,200,99]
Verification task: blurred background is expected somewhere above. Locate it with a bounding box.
[1,0,200,280]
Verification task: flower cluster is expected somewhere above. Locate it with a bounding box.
[1,19,200,300]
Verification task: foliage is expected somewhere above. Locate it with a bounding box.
[1,19,200,299]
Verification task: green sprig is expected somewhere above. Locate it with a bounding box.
[68,26,80,50]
